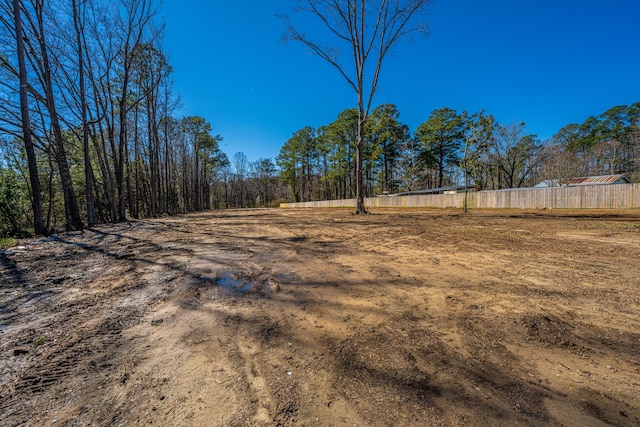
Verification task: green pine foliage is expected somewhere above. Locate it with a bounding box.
[0,167,29,237]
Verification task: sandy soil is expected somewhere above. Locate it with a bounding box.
[1,208,639,426]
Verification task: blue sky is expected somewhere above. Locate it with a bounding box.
[161,0,640,162]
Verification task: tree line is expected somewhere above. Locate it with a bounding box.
[1,0,639,237]
[0,0,251,237]
[276,102,640,203]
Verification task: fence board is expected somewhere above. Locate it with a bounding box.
[280,183,640,210]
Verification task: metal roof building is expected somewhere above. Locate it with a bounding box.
[566,174,631,186]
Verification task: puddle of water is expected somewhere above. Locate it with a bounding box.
[214,272,270,295]
[215,274,254,294]
[237,282,254,295]
[216,275,242,291]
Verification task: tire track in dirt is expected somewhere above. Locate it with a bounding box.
[2,209,640,426]
[0,223,199,424]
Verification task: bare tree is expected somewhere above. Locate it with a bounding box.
[11,0,45,235]
[282,0,431,213]
[114,0,158,221]
[71,0,96,226]
[492,122,540,189]
[21,0,84,230]
[535,142,583,185]
[232,151,248,207]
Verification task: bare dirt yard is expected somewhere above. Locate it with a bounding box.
[1,208,640,426]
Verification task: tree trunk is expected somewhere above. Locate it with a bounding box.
[193,138,200,211]
[73,0,95,226]
[84,42,117,222]
[355,103,367,214]
[161,101,169,214]
[147,98,159,216]
[13,0,45,235]
[133,105,141,218]
[118,82,128,222]
[34,0,83,231]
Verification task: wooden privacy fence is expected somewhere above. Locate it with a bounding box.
[280,183,640,210]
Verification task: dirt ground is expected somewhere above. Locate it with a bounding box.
[1,208,639,426]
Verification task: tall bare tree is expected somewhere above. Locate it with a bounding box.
[12,0,45,234]
[71,0,95,226]
[23,0,84,230]
[282,0,431,213]
[114,0,158,221]
[0,0,217,234]
[492,122,540,189]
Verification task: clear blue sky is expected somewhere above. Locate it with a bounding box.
[161,0,640,162]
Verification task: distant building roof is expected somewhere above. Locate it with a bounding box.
[392,185,466,196]
[566,174,631,186]
[535,179,560,188]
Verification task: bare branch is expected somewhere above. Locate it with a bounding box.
[282,0,432,213]
[282,17,358,92]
